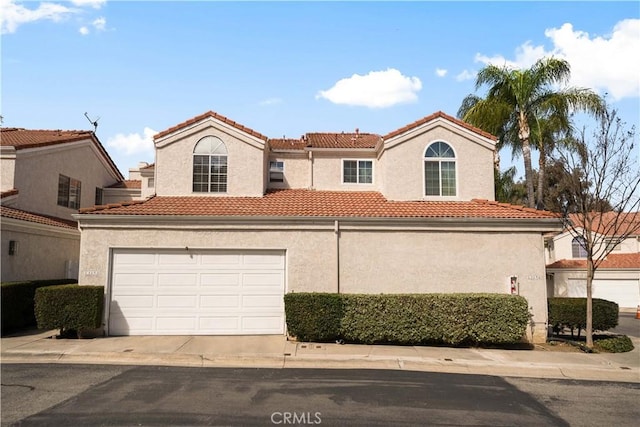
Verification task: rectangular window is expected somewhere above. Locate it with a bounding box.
[424,161,440,196]
[148,178,155,188]
[269,161,284,183]
[343,160,373,184]
[425,161,456,196]
[57,175,81,209]
[95,188,103,205]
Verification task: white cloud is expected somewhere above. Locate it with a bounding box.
[435,68,448,77]
[79,25,89,35]
[316,68,422,108]
[455,70,475,82]
[92,16,106,31]
[474,19,640,100]
[107,127,157,156]
[259,97,283,106]
[1,0,76,34]
[70,0,106,8]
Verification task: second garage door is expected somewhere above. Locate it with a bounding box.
[567,278,640,308]
[109,249,285,335]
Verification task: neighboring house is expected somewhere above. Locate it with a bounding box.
[75,110,562,342]
[546,212,640,309]
[1,128,124,282]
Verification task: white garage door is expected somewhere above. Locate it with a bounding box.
[567,279,640,308]
[109,249,285,335]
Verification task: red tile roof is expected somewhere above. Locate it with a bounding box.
[383,111,498,141]
[154,111,268,141]
[0,128,95,149]
[78,189,559,220]
[106,180,142,189]
[568,212,640,236]
[268,138,309,150]
[0,206,78,230]
[547,253,640,269]
[305,132,381,149]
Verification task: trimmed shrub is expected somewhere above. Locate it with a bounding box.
[548,298,618,336]
[284,293,343,342]
[34,285,104,335]
[594,335,634,353]
[285,293,530,346]
[1,279,77,335]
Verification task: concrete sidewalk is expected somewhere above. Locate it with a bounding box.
[2,330,639,383]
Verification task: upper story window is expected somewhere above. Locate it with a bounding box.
[57,174,81,209]
[572,236,588,258]
[193,136,227,193]
[95,187,103,205]
[343,160,373,184]
[424,141,456,197]
[269,161,284,183]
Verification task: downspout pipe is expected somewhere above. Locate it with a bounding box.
[335,219,340,294]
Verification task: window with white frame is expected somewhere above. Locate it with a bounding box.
[424,141,456,196]
[269,161,284,183]
[57,175,81,209]
[193,136,228,193]
[572,236,588,258]
[343,160,373,184]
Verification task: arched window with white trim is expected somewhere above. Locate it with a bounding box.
[424,141,456,196]
[193,136,228,193]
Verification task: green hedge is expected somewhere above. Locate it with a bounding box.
[548,298,618,336]
[35,285,104,335]
[285,293,530,346]
[1,279,78,335]
[595,335,634,353]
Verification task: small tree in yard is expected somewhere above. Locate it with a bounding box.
[553,107,640,348]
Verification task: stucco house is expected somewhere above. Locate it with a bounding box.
[546,212,640,309]
[75,110,562,343]
[0,128,123,282]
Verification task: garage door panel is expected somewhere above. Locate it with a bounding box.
[200,295,240,308]
[200,273,241,287]
[567,279,639,308]
[113,273,155,286]
[110,249,285,335]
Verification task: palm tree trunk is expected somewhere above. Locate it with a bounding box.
[537,146,546,209]
[522,139,535,208]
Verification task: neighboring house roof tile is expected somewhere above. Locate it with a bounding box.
[78,189,559,219]
[0,205,77,230]
[268,138,308,150]
[154,111,268,141]
[547,253,640,269]
[106,180,142,189]
[383,111,498,141]
[0,128,124,181]
[305,132,381,149]
[140,163,155,170]
[1,189,19,198]
[568,212,640,236]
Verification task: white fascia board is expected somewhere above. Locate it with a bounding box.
[155,117,265,150]
[74,213,563,233]
[384,117,496,151]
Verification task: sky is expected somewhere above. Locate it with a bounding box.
[2,0,639,179]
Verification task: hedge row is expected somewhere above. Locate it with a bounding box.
[548,297,618,336]
[35,285,104,335]
[1,279,78,335]
[285,293,530,346]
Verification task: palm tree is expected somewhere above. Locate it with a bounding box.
[457,57,604,208]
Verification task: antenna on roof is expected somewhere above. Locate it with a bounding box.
[84,112,100,133]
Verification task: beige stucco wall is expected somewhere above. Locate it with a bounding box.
[155,121,265,197]
[380,123,495,201]
[339,229,548,342]
[1,147,16,191]
[310,152,380,191]
[267,153,309,190]
[1,221,80,282]
[77,218,550,342]
[11,141,120,221]
[550,231,639,263]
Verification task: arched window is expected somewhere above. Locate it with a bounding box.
[424,141,456,196]
[193,136,228,193]
[572,236,588,258]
